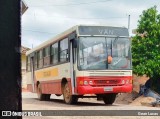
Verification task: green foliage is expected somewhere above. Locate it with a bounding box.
[132,6,160,80]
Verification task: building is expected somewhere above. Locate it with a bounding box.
[21,0,29,88]
[22,0,28,15]
[21,46,30,88]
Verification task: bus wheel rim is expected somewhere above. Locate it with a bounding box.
[64,84,70,102]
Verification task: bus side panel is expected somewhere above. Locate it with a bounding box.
[41,80,62,94]
[36,78,72,95]
[28,63,71,94]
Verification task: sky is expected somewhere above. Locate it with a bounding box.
[22,0,160,48]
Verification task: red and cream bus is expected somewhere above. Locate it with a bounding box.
[26,25,132,104]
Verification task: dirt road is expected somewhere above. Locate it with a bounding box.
[22,92,160,119]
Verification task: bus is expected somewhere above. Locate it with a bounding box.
[26,25,132,104]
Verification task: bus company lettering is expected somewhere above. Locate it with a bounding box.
[43,71,51,77]
[35,68,58,79]
[98,29,114,35]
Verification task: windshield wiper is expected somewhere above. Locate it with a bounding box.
[113,37,118,44]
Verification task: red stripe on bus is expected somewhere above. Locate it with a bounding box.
[27,76,132,95]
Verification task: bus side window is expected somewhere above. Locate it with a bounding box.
[37,50,43,68]
[34,52,38,69]
[27,55,31,72]
[43,46,50,66]
[60,38,68,62]
[51,42,58,64]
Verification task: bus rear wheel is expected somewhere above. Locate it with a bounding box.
[37,84,50,101]
[45,94,51,101]
[103,93,117,105]
[63,82,78,104]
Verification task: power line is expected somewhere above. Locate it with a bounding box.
[22,28,58,34]
[23,13,127,20]
[29,0,112,7]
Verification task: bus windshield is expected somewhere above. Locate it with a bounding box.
[78,37,131,70]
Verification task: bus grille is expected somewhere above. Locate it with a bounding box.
[94,80,121,85]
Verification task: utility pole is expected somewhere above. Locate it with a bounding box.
[128,15,130,35]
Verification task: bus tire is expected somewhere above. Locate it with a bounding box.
[103,93,117,105]
[37,84,46,101]
[45,94,51,101]
[63,82,78,104]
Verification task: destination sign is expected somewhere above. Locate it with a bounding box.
[78,26,129,36]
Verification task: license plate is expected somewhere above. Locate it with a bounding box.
[104,87,113,91]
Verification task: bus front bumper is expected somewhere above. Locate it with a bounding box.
[77,84,132,95]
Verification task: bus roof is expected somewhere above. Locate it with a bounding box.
[26,25,128,55]
[26,25,78,55]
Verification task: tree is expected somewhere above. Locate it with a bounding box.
[132,6,160,93]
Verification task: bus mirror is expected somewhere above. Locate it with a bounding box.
[66,53,69,59]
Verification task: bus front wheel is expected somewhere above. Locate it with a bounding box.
[103,93,117,105]
[63,82,78,104]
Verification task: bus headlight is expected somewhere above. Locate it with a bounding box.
[89,81,93,85]
[84,81,88,85]
[121,80,125,84]
[126,80,129,84]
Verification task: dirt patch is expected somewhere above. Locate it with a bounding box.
[115,93,157,107]
[130,96,156,106]
[115,93,133,104]
[115,75,150,105]
[133,75,149,93]
[115,91,139,104]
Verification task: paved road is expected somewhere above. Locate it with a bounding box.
[22,92,160,119]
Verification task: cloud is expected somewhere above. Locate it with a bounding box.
[22,0,160,48]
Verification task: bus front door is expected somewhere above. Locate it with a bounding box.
[70,40,77,95]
